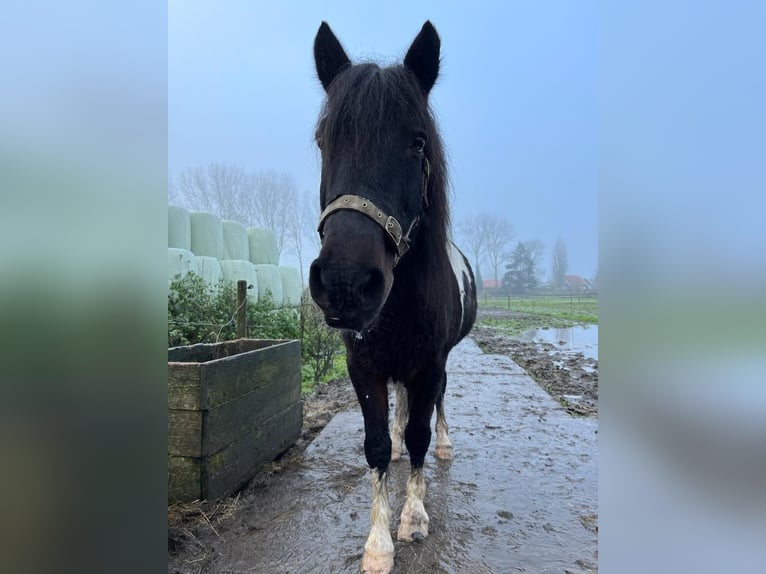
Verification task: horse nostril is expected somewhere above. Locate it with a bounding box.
[309,260,329,308]
[357,269,385,308]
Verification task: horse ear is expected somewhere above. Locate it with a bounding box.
[314,22,351,91]
[404,21,440,95]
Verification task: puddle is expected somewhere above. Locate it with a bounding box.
[518,325,599,361]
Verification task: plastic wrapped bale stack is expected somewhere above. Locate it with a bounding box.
[190,211,224,259]
[195,256,223,289]
[168,205,192,251]
[219,260,259,302]
[247,228,279,265]
[254,264,283,307]
[279,267,302,307]
[222,220,250,261]
[168,248,198,282]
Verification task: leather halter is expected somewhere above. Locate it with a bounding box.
[317,157,431,265]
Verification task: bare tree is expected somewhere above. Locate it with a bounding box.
[171,163,300,258]
[551,238,569,288]
[168,175,181,204]
[286,190,321,286]
[524,239,546,283]
[457,215,486,289]
[242,170,297,257]
[173,162,248,222]
[480,214,514,285]
[305,197,322,254]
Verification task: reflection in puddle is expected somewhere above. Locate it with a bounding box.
[518,325,598,360]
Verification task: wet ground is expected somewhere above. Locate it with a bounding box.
[471,325,598,418]
[169,338,598,573]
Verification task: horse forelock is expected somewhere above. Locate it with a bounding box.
[317,62,451,261]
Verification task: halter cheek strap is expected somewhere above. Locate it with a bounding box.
[316,156,431,265]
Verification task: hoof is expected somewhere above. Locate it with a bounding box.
[397,517,429,542]
[396,502,430,542]
[361,550,394,574]
[390,449,402,462]
[434,444,453,460]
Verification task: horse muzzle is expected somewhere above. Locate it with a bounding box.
[308,256,391,331]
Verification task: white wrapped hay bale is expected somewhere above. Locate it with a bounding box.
[168,248,198,281]
[195,255,223,288]
[168,205,191,250]
[190,211,224,259]
[254,264,283,307]
[247,228,279,265]
[279,267,302,307]
[219,259,259,302]
[222,220,250,261]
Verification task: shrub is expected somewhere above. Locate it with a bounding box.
[167,273,298,347]
[299,289,345,389]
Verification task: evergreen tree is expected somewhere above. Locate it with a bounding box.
[502,242,538,294]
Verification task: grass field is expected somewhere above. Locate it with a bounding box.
[477,295,598,336]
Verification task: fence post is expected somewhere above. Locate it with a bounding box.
[236,280,248,338]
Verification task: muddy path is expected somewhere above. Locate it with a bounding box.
[169,338,598,573]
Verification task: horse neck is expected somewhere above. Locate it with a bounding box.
[393,215,449,294]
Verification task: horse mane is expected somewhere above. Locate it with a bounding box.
[317,63,451,255]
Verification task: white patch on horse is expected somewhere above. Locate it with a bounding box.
[447,240,470,333]
[434,399,453,459]
[397,467,429,542]
[362,470,394,573]
[390,383,408,462]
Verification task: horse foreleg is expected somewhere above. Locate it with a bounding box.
[362,469,394,573]
[397,374,441,542]
[390,382,408,461]
[351,367,395,574]
[434,372,453,460]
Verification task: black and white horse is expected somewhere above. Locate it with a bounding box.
[309,21,477,573]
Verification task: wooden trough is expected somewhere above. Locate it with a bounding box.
[168,339,302,502]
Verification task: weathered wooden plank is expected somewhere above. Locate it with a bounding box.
[167,362,205,410]
[168,339,292,364]
[203,340,300,408]
[168,456,201,502]
[203,371,301,455]
[168,410,203,457]
[202,401,303,499]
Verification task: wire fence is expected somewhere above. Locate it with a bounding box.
[167,292,247,343]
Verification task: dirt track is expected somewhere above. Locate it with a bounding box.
[169,336,598,573]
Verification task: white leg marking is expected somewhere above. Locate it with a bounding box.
[362,470,394,574]
[390,384,408,462]
[397,467,429,542]
[434,400,453,460]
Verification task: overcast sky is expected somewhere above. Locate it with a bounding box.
[169,0,597,279]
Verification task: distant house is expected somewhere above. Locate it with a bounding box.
[563,275,591,292]
[482,279,501,290]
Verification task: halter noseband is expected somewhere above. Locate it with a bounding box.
[317,156,431,265]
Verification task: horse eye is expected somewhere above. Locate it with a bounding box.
[412,136,426,153]
[316,135,323,150]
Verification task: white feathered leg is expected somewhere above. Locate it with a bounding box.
[434,399,453,460]
[390,383,408,462]
[397,467,429,542]
[361,470,394,573]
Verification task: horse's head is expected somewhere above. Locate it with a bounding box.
[309,21,441,331]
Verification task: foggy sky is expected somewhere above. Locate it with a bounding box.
[169,0,597,279]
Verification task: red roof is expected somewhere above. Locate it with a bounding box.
[564,275,590,288]
[482,279,501,288]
